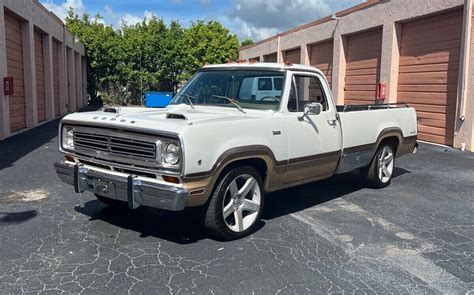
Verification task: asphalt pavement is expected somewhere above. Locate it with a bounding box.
[0,119,473,294]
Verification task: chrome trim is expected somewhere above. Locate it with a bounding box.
[73,154,182,177]
[59,123,183,176]
[54,161,189,211]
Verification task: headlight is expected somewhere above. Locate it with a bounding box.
[62,127,74,150]
[163,142,179,165]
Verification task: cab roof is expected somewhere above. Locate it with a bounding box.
[201,62,324,76]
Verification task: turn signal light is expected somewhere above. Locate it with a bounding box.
[65,155,75,162]
[162,175,180,184]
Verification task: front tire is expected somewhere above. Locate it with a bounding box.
[361,143,395,188]
[204,166,265,241]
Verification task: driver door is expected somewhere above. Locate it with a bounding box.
[283,72,341,185]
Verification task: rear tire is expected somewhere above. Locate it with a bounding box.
[204,166,265,241]
[361,143,395,188]
[94,194,127,207]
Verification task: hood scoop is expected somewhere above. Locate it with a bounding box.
[103,107,120,113]
[165,104,190,120]
[166,112,187,120]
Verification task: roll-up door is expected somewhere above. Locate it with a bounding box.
[284,48,301,64]
[398,10,462,146]
[310,40,333,88]
[264,53,277,63]
[345,28,383,105]
[52,40,60,117]
[34,29,46,122]
[5,13,26,132]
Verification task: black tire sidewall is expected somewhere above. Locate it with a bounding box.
[362,143,395,188]
[205,166,265,240]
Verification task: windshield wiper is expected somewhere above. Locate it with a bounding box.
[179,94,195,109]
[212,95,246,114]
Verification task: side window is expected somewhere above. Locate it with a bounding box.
[258,78,272,91]
[274,77,283,91]
[287,75,328,112]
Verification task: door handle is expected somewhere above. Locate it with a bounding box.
[327,119,337,126]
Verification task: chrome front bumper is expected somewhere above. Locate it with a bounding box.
[54,161,188,211]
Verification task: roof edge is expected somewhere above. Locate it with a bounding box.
[240,0,382,51]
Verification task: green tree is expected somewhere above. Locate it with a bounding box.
[66,9,122,104]
[66,10,240,105]
[120,17,168,103]
[183,20,240,79]
[241,38,254,47]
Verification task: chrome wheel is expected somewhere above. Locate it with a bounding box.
[378,146,394,183]
[222,174,261,232]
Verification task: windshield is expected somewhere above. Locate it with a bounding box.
[170,70,285,111]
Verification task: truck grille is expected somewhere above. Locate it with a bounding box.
[74,131,156,160]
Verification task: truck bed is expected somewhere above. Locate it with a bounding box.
[338,105,417,150]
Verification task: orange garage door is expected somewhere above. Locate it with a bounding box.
[264,53,277,63]
[35,29,46,122]
[345,28,382,105]
[284,48,301,64]
[310,40,333,88]
[398,10,462,146]
[5,13,26,133]
[52,39,61,117]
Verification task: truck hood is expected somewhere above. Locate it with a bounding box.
[61,104,258,134]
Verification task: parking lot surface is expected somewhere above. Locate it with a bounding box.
[0,120,473,294]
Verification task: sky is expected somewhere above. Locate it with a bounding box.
[40,0,365,42]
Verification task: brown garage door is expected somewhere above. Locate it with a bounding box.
[52,40,60,117]
[310,40,333,88]
[345,28,382,105]
[264,53,277,62]
[5,13,26,133]
[398,10,462,146]
[35,30,46,122]
[284,48,301,64]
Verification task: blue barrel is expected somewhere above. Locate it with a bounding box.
[144,92,174,108]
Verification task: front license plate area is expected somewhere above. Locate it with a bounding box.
[93,179,116,198]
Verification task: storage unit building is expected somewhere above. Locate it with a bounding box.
[0,0,87,140]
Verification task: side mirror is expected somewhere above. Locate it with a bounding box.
[298,102,322,121]
[304,102,322,115]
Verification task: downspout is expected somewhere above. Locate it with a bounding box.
[458,0,472,122]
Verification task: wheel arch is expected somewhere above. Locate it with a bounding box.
[374,128,403,157]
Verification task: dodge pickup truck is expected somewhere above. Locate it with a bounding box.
[54,63,418,240]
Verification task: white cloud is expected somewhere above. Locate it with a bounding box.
[42,1,154,28]
[228,0,364,41]
[42,0,85,21]
[102,5,154,27]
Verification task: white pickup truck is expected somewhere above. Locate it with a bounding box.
[54,63,418,240]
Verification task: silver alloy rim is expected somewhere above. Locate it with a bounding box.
[378,146,394,183]
[222,174,261,232]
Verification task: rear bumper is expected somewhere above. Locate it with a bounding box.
[54,161,188,211]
